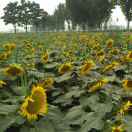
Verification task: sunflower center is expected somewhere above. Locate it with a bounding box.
[7,67,22,76]
[83,63,92,71]
[129,53,132,58]
[113,128,122,132]
[26,91,45,114]
[61,65,71,72]
[126,81,132,88]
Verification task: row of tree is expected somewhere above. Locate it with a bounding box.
[2,0,132,33]
[65,0,132,30]
[2,0,48,33]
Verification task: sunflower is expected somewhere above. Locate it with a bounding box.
[4,51,12,59]
[126,51,132,62]
[88,78,108,93]
[3,64,24,77]
[96,50,105,62]
[0,80,6,88]
[119,55,127,64]
[42,78,54,89]
[80,60,95,75]
[41,51,49,64]
[6,50,12,56]
[25,43,33,49]
[119,101,132,115]
[103,61,119,73]
[109,48,120,55]
[3,43,16,51]
[58,62,72,74]
[92,43,101,50]
[122,80,132,91]
[112,125,124,132]
[106,38,114,48]
[20,86,48,121]
[0,53,8,61]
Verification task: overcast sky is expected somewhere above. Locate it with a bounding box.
[0,1,131,32]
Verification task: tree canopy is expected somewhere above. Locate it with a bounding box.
[2,2,19,33]
[2,0,132,32]
[66,0,115,29]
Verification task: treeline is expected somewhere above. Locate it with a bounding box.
[1,0,132,33]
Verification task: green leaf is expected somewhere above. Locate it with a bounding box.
[64,88,84,99]
[80,94,99,107]
[126,121,132,132]
[80,94,113,116]
[55,72,72,83]
[90,102,113,115]
[44,62,58,70]
[125,115,132,132]
[64,106,85,125]
[54,95,72,104]
[15,115,25,125]
[28,70,45,78]
[1,96,23,104]
[48,105,64,121]
[35,118,55,132]
[20,119,55,132]
[0,103,18,115]
[0,115,17,132]
[80,112,104,132]
[12,86,27,96]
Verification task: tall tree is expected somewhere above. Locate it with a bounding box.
[54,3,66,30]
[30,2,41,32]
[30,9,48,32]
[120,0,132,30]
[18,0,33,32]
[44,15,56,31]
[39,9,48,31]
[2,2,19,33]
[66,0,115,30]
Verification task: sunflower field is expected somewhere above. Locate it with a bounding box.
[0,32,132,132]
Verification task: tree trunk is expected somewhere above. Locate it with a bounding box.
[14,24,17,34]
[67,21,70,31]
[104,21,108,31]
[72,22,76,31]
[42,24,45,31]
[25,24,28,33]
[35,25,38,32]
[127,20,130,31]
[82,23,86,31]
[99,23,103,31]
